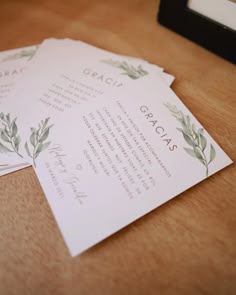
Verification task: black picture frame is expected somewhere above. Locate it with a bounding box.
[158,0,236,64]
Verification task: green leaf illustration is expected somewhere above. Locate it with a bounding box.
[25,142,32,158]
[2,47,38,62]
[186,115,191,127]
[43,117,50,128]
[176,127,183,133]
[101,59,148,79]
[3,125,10,137]
[11,120,18,137]
[25,118,53,167]
[6,113,10,124]
[14,136,21,151]
[137,65,148,75]
[30,131,36,147]
[35,141,51,159]
[209,144,216,164]
[199,133,207,151]
[182,132,195,147]
[0,130,10,142]
[165,103,216,177]
[40,126,50,142]
[198,128,204,135]
[0,113,23,158]
[193,147,205,164]
[183,147,195,158]
[0,142,12,153]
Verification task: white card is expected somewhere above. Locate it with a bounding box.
[1,39,231,256]
[0,39,174,173]
[33,70,232,256]
[0,45,38,175]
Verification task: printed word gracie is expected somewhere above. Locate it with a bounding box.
[140,105,178,152]
[83,68,123,87]
[0,68,24,79]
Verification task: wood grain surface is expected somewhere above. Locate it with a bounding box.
[0,1,236,294]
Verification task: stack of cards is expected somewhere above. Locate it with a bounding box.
[0,38,232,256]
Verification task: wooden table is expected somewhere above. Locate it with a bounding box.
[0,1,235,294]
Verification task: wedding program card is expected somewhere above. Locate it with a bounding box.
[0,39,231,256]
[0,45,37,175]
[0,39,174,174]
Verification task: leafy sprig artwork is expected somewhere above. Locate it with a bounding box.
[25,118,53,167]
[0,112,22,158]
[2,47,38,62]
[101,59,148,80]
[165,103,216,177]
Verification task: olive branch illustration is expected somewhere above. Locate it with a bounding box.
[101,59,148,80]
[25,117,53,167]
[165,103,216,177]
[0,112,23,162]
[2,47,38,62]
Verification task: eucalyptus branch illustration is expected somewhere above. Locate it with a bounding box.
[0,112,22,158]
[165,103,216,177]
[25,118,54,167]
[101,59,148,79]
[2,47,38,62]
